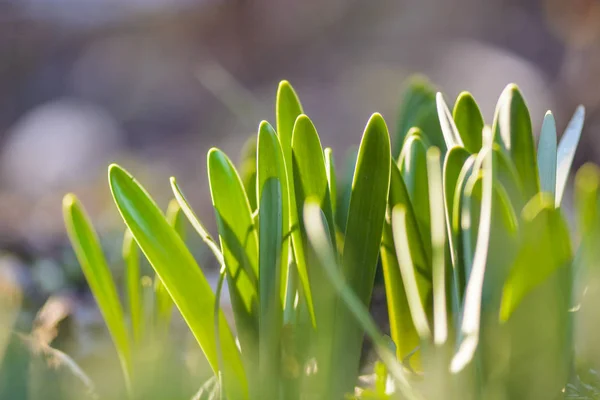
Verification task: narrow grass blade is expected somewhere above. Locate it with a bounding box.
[207,149,260,370]
[398,128,432,260]
[325,147,337,215]
[443,147,470,270]
[537,111,557,198]
[556,105,585,206]
[292,115,337,253]
[257,178,283,399]
[303,201,423,400]
[170,178,224,267]
[257,121,290,305]
[276,81,316,325]
[207,149,258,302]
[427,147,447,346]
[452,92,483,153]
[108,165,248,400]
[492,143,525,212]
[256,121,286,398]
[491,84,540,199]
[332,113,391,396]
[123,229,143,345]
[63,194,133,393]
[451,146,493,373]
[436,93,464,150]
[391,205,432,341]
[290,115,339,393]
[381,163,429,364]
[155,199,186,329]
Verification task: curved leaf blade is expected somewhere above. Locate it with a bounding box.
[63,194,133,393]
[452,91,484,154]
[537,111,557,198]
[556,105,585,206]
[108,165,247,400]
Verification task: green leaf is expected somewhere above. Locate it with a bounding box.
[170,178,224,267]
[556,105,585,206]
[381,162,428,363]
[290,114,339,393]
[398,128,432,260]
[303,201,423,400]
[63,194,133,394]
[427,147,447,346]
[391,205,432,341]
[122,229,143,345]
[156,199,186,329]
[395,76,444,156]
[451,145,494,373]
[537,111,557,198]
[257,121,290,305]
[207,149,259,370]
[491,84,540,199]
[325,147,337,215]
[500,194,572,320]
[108,164,247,400]
[275,81,316,325]
[501,194,572,400]
[452,92,484,153]
[443,146,470,270]
[436,93,464,150]
[449,154,476,301]
[292,115,337,255]
[257,178,283,399]
[331,113,391,396]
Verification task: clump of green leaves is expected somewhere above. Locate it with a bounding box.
[63,77,597,400]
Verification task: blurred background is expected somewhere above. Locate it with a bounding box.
[1,0,600,395]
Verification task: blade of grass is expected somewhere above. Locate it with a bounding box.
[556,105,585,206]
[257,121,290,305]
[170,178,224,267]
[436,93,464,149]
[257,179,283,399]
[207,149,259,376]
[398,128,433,262]
[452,92,484,153]
[155,199,186,330]
[491,84,540,199]
[123,229,143,346]
[391,205,432,341]
[325,147,337,215]
[276,81,316,326]
[257,123,285,399]
[451,144,493,373]
[427,147,447,346]
[63,194,133,395]
[304,201,423,400]
[537,111,557,198]
[381,162,429,365]
[331,113,391,397]
[108,164,248,400]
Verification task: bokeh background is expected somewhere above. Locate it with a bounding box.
[1,0,600,395]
